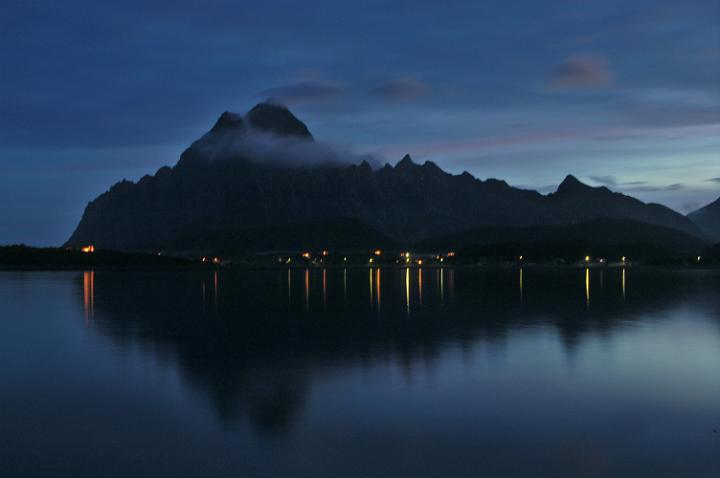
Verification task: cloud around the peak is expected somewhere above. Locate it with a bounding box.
[193,126,383,170]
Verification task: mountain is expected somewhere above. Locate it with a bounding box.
[704,242,720,262]
[173,218,396,252]
[66,102,703,252]
[688,197,720,241]
[418,218,706,254]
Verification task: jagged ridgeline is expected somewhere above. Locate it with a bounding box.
[66,102,707,252]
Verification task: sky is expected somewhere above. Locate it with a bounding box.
[1,0,719,246]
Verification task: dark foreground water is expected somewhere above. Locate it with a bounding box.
[0,267,718,477]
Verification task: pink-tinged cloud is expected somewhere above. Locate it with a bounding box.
[376,123,720,159]
[377,129,586,158]
[550,54,614,89]
[374,77,429,101]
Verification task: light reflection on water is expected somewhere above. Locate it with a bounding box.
[1,267,719,478]
[82,270,94,323]
[586,267,591,307]
[265,266,628,313]
[519,267,523,304]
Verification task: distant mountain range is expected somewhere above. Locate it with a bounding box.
[688,197,720,242]
[66,102,717,253]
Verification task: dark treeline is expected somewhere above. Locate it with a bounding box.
[0,245,191,268]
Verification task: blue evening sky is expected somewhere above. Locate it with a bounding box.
[1,0,719,245]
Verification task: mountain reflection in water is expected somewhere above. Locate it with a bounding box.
[77,268,720,435]
[1,267,718,478]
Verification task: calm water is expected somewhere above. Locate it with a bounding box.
[1,267,719,477]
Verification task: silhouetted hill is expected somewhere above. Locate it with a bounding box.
[417,218,705,252]
[688,196,720,241]
[172,218,396,253]
[66,103,703,252]
[704,242,720,261]
[0,245,190,268]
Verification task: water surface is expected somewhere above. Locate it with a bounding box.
[1,268,719,477]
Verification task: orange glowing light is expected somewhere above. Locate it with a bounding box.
[322,250,329,256]
[212,257,220,264]
[417,259,423,265]
[81,245,95,253]
[374,249,382,256]
[446,251,455,257]
[302,252,311,259]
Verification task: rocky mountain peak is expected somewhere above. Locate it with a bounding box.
[555,174,592,195]
[245,102,313,140]
[210,111,244,133]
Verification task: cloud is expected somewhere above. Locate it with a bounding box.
[193,127,381,169]
[681,201,700,212]
[706,177,720,183]
[622,183,685,193]
[258,81,344,104]
[550,54,614,89]
[589,175,617,187]
[373,77,428,101]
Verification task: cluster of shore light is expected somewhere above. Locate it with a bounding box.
[74,244,661,268]
[275,250,458,266]
[66,243,693,271]
[272,251,634,268]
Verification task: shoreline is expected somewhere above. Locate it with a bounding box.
[2,263,719,272]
